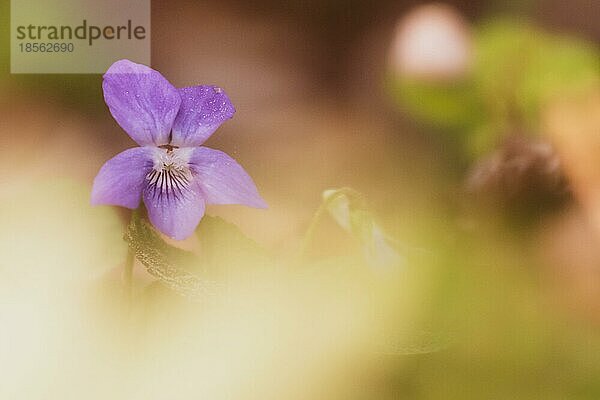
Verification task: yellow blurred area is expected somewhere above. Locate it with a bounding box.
[0,179,427,399]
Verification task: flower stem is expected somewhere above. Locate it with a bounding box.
[123,246,135,301]
[122,208,139,303]
[300,188,363,261]
[300,200,328,260]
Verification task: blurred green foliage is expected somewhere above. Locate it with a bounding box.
[389,19,600,159]
[475,20,599,130]
[381,226,600,400]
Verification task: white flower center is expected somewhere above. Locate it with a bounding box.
[146,147,194,200]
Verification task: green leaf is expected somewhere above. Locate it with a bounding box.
[388,75,486,132]
[474,19,600,130]
[125,211,271,300]
[517,36,599,125]
[124,211,222,300]
[195,215,271,277]
[320,188,404,269]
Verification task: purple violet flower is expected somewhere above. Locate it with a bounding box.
[91,59,266,240]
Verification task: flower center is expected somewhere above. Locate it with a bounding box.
[158,144,179,152]
[146,148,193,200]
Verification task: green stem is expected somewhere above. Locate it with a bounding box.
[123,246,134,301]
[300,188,362,260]
[300,200,328,260]
[122,208,139,303]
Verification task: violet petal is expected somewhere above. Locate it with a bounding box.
[91,147,154,208]
[103,59,181,146]
[189,147,267,208]
[143,179,206,240]
[171,86,235,147]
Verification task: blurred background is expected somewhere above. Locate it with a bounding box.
[1,0,600,399]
